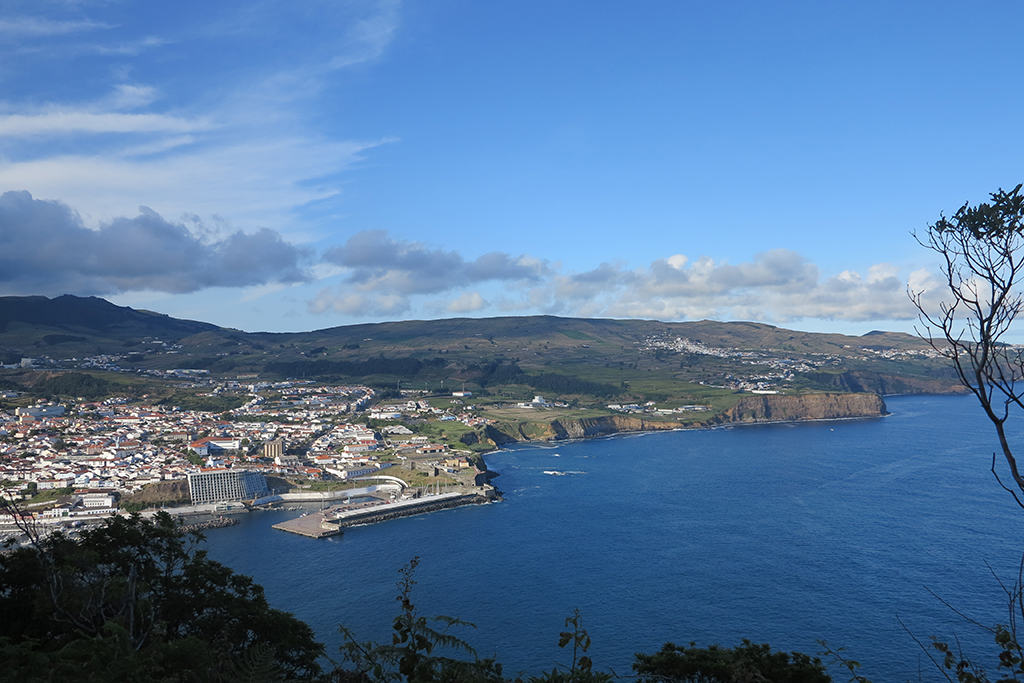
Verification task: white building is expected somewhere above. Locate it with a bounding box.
[187,469,269,505]
[15,405,65,418]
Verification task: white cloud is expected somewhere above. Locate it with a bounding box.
[0,137,388,232]
[0,111,206,136]
[311,230,553,316]
[116,135,196,157]
[328,0,400,69]
[320,230,551,299]
[106,84,160,110]
[0,1,402,239]
[310,244,934,324]
[590,250,921,322]
[0,17,110,37]
[93,36,168,56]
[308,288,410,317]
[447,291,488,313]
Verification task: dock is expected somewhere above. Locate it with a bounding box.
[271,512,342,539]
[330,492,486,528]
[271,488,498,539]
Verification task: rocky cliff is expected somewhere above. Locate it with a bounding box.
[474,392,887,446]
[800,369,963,395]
[711,392,887,424]
[548,415,684,440]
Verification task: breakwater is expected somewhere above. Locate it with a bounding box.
[331,491,494,529]
[273,488,498,538]
[181,517,239,533]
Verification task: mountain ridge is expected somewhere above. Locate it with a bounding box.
[0,295,960,401]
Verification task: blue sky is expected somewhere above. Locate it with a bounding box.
[1,1,1022,335]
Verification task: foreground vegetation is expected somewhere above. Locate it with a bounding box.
[0,513,322,682]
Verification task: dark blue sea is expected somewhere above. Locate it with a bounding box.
[205,394,1024,682]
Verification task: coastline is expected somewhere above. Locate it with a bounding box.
[478,411,893,460]
[15,393,921,540]
[472,391,890,455]
[107,392,913,526]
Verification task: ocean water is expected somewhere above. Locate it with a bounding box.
[204,394,1024,682]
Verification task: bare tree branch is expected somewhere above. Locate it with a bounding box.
[911,184,1024,509]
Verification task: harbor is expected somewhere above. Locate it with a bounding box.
[271,489,496,539]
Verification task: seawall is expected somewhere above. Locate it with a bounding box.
[331,491,496,529]
[271,489,497,538]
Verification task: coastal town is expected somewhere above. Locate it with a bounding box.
[0,374,502,532]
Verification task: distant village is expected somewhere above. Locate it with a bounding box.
[0,376,500,525]
[640,334,947,394]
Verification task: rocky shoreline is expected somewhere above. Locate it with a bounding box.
[180,517,240,533]
[472,392,888,449]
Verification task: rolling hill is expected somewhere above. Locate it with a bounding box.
[0,295,962,404]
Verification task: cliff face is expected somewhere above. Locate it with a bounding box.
[712,392,887,424]
[801,369,964,395]
[548,415,683,440]
[477,392,887,445]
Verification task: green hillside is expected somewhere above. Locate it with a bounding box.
[0,296,961,405]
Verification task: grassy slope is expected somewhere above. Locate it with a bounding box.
[0,298,959,407]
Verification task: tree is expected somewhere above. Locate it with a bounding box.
[632,640,830,683]
[910,184,1024,682]
[910,184,1024,507]
[528,609,613,683]
[0,511,324,681]
[337,557,506,683]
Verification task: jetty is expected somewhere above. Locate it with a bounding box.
[181,516,240,533]
[272,489,497,539]
[272,512,343,539]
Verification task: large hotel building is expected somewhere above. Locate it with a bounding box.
[187,468,269,505]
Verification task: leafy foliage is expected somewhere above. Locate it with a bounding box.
[338,557,505,683]
[265,357,447,380]
[912,184,1024,508]
[632,640,831,683]
[41,334,87,345]
[0,512,323,681]
[528,609,612,683]
[909,183,1024,682]
[30,371,112,399]
[477,362,621,398]
[157,391,247,412]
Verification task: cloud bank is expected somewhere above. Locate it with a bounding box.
[0,190,938,325]
[0,191,310,296]
[308,230,940,323]
[311,230,550,315]
[0,0,401,231]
